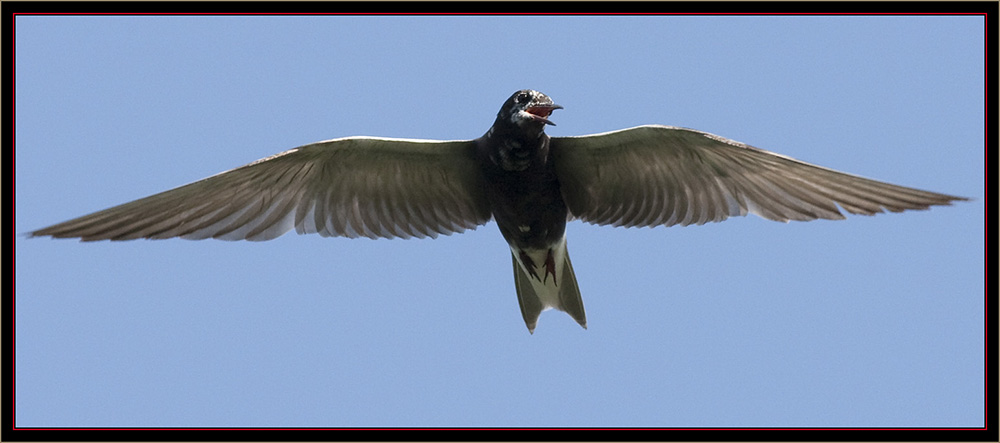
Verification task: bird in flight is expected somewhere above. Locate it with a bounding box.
[31,90,967,333]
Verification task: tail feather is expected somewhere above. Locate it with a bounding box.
[513,254,544,333]
[511,239,586,333]
[558,252,586,328]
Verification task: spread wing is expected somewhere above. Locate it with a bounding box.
[551,125,966,227]
[31,137,492,241]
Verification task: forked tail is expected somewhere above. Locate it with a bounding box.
[511,238,586,333]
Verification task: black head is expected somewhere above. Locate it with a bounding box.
[496,90,563,129]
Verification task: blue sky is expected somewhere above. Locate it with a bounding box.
[14,15,984,428]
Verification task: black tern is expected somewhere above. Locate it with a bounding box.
[31,89,968,333]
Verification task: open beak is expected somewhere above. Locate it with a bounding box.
[525,103,563,126]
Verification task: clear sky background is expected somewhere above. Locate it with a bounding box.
[15,15,984,428]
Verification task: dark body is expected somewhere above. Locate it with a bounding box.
[477,127,568,251]
[474,93,586,331]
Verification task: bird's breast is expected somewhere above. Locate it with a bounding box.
[478,138,568,250]
[494,139,534,172]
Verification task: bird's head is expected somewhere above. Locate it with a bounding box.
[497,90,563,130]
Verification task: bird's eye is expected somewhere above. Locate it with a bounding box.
[515,93,531,104]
